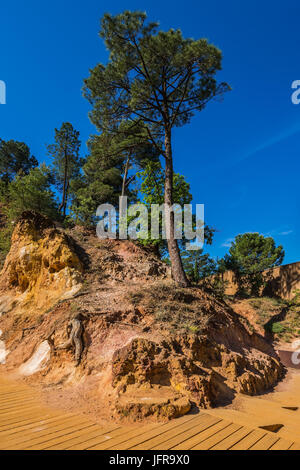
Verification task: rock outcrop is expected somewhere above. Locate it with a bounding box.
[0,211,83,317]
[0,211,284,422]
[111,331,283,418]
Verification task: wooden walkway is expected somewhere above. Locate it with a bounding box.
[0,377,299,450]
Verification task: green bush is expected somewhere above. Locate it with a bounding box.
[271,322,285,334]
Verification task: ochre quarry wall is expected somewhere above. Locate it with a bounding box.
[0,212,285,421]
[221,261,300,300]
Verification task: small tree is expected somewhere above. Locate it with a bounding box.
[0,164,59,258]
[223,233,285,296]
[181,249,217,283]
[83,11,230,286]
[71,123,159,225]
[0,139,38,185]
[47,123,82,218]
[70,133,127,225]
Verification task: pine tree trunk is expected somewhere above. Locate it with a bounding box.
[64,181,70,218]
[60,150,68,219]
[121,155,130,197]
[164,129,189,287]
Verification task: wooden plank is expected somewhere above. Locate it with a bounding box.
[5,422,97,450]
[0,390,30,398]
[0,404,44,417]
[0,394,36,403]
[107,415,207,451]
[87,423,161,450]
[289,442,300,450]
[0,391,36,399]
[0,377,297,451]
[0,410,60,427]
[0,386,30,391]
[45,426,121,450]
[0,386,28,393]
[67,425,149,450]
[269,438,295,450]
[0,402,42,414]
[249,433,279,450]
[0,414,92,446]
[0,400,37,411]
[26,425,103,450]
[149,416,221,451]
[0,413,78,437]
[172,420,232,450]
[88,415,204,451]
[191,423,242,450]
[229,429,267,450]
[0,398,37,410]
[78,415,196,451]
[210,426,253,450]
[1,416,94,449]
[0,410,49,425]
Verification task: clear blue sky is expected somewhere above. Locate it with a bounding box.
[1,0,299,263]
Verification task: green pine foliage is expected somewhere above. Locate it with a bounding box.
[0,139,38,185]
[47,122,82,218]
[136,160,192,254]
[223,233,285,296]
[135,161,215,259]
[70,133,125,225]
[181,249,217,283]
[83,10,230,286]
[0,164,59,261]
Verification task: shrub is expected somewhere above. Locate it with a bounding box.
[271,322,285,334]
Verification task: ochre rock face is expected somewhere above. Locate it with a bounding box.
[111,334,283,417]
[0,211,83,316]
[0,212,285,422]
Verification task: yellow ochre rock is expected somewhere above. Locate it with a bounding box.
[0,211,83,316]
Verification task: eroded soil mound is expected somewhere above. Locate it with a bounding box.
[0,211,284,422]
[230,296,300,348]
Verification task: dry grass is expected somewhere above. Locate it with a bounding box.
[125,281,211,335]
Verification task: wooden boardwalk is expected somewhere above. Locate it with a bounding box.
[0,377,299,450]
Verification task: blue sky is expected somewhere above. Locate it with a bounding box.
[1,0,300,263]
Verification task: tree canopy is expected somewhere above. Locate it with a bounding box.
[0,139,38,184]
[83,10,230,286]
[181,249,217,283]
[223,233,285,296]
[0,164,59,260]
[47,122,82,218]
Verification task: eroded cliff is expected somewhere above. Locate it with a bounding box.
[0,211,284,422]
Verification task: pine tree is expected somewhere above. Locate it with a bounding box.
[181,249,217,282]
[70,133,125,225]
[83,11,230,286]
[0,139,38,185]
[223,233,285,296]
[0,164,59,260]
[47,123,82,218]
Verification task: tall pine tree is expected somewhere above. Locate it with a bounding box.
[47,123,82,218]
[83,11,230,286]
